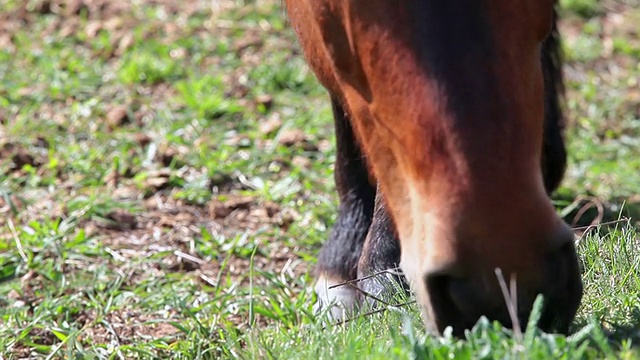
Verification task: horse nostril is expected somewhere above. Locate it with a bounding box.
[425,273,497,336]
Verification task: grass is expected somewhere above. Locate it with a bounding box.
[0,0,639,358]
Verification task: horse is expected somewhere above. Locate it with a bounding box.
[284,0,583,336]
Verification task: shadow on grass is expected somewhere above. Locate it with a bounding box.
[571,306,640,351]
[604,307,640,348]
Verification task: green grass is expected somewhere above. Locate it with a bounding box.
[235,224,640,359]
[0,0,639,358]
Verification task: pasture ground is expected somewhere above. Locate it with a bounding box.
[0,0,639,358]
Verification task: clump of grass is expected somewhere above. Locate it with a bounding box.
[174,75,243,119]
[119,43,186,85]
[560,0,602,18]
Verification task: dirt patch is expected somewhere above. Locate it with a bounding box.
[78,308,181,345]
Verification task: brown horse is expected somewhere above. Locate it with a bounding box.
[285,0,583,335]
